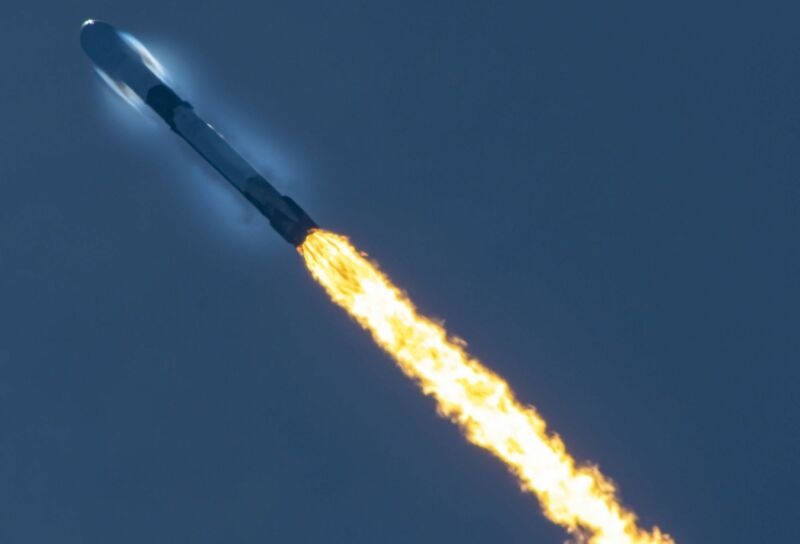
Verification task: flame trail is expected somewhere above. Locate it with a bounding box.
[299,229,673,544]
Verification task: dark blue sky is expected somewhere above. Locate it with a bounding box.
[1,2,798,542]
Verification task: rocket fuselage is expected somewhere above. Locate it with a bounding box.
[80,20,316,246]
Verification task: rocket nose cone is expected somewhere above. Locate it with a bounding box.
[80,19,124,70]
[80,19,115,51]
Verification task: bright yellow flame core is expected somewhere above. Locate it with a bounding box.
[299,229,673,544]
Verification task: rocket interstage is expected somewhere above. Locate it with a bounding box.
[81,20,674,544]
[80,20,316,246]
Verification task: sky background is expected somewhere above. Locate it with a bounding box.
[1,2,798,542]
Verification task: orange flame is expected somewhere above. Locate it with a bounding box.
[299,229,673,544]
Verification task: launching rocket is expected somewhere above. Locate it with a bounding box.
[80,20,675,544]
[80,20,317,246]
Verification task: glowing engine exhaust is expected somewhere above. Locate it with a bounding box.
[300,230,673,544]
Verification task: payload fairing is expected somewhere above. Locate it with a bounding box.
[80,20,317,246]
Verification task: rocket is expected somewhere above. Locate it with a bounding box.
[80,20,317,246]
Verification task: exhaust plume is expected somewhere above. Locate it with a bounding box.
[299,229,673,544]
